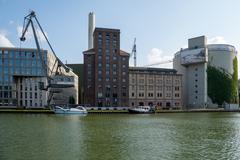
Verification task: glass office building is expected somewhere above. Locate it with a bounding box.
[0,47,47,107]
[0,47,78,108]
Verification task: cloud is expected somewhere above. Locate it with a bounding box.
[208,36,227,44]
[17,26,48,43]
[146,48,173,68]
[9,20,14,25]
[0,33,14,47]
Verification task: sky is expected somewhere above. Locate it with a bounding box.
[1,0,240,72]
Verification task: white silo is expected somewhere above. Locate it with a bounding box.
[88,12,95,49]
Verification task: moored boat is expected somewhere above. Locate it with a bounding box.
[53,106,88,114]
[128,106,155,114]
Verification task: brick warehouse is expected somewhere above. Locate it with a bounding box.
[83,28,129,107]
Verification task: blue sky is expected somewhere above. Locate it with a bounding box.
[0,0,240,69]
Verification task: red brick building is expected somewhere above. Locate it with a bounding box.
[83,28,129,107]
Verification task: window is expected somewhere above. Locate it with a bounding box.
[148,85,153,90]
[139,79,144,84]
[148,79,153,84]
[132,93,134,97]
[157,93,162,97]
[139,85,144,90]
[106,49,110,55]
[122,57,126,61]
[131,78,135,83]
[139,93,144,97]
[148,93,153,97]
[122,79,126,82]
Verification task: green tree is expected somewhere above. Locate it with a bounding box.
[207,57,239,105]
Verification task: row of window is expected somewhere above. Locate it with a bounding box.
[0,50,47,60]
[98,77,126,82]
[19,92,39,99]
[131,85,180,91]
[131,92,180,98]
[131,102,180,107]
[0,67,43,75]
[133,78,180,84]
[0,59,44,67]
[19,99,42,107]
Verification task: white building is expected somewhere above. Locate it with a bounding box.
[173,36,238,109]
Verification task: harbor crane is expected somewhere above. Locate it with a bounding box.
[144,59,173,67]
[130,38,137,67]
[20,10,73,106]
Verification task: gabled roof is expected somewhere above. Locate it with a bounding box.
[120,50,130,56]
[83,48,95,54]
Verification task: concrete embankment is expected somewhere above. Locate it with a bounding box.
[0,109,54,114]
[0,108,239,114]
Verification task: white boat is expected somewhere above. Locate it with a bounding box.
[53,106,88,114]
[128,106,155,114]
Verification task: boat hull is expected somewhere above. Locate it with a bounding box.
[128,109,155,114]
[54,110,87,114]
[53,106,88,114]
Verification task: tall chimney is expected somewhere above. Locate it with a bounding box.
[88,12,95,49]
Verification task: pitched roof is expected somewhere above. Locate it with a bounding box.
[120,50,130,56]
[83,48,95,54]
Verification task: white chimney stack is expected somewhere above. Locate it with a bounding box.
[88,12,95,49]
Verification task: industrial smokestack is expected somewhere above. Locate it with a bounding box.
[88,12,95,49]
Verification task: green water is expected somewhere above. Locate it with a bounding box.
[0,113,240,160]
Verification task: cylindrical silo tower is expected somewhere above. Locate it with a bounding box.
[207,44,238,108]
[88,12,95,49]
[173,36,239,110]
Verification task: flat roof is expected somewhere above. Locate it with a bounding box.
[129,67,177,74]
[0,47,47,52]
[94,27,120,33]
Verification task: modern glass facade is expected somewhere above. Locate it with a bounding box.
[0,47,47,107]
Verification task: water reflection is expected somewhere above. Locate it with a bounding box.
[0,113,240,160]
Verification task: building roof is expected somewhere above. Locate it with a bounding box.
[83,48,95,54]
[94,27,120,33]
[120,50,130,56]
[0,47,47,52]
[129,67,177,74]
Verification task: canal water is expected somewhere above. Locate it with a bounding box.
[0,113,240,160]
